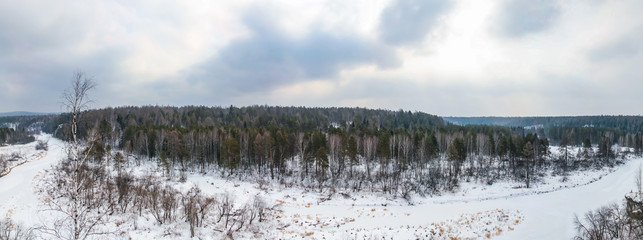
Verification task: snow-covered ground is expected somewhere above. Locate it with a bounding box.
[1,135,641,239]
[0,138,47,178]
[177,160,635,239]
[0,134,63,225]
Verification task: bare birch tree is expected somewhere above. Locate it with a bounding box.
[39,72,110,240]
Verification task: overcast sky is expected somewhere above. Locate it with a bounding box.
[1,0,643,116]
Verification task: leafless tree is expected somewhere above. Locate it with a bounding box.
[636,164,642,194]
[228,205,248,233]
[63,72,96,148]
[182,186,206,237]
[38,72,111,240]
[0,219,35,240]
[217,192,235,229]
[115,171,133,213]
[0,155,6,175]
[144,183,179,225]
[574,203,629,240]
[245,195,266,225]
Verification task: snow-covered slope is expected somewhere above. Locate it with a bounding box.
[498,157,641,239]
[1,135,640,239]
[180,158,640,239]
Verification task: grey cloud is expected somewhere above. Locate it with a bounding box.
[378,0,452,45]
[3,0,643,117]
[495,0,560,37]
[590,42,640,61]
[189,12,400,95]
[584,25,643,105]
[589,30,643,62]
[0,2,90,56]
[325,75,633,116]
[0,47,129,112]
[0,3,129,112]
[0,1,186,112]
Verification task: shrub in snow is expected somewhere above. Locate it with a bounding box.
[573,203,640,240]
[0,155,6,174]
[0,219,35,240]
[575,167,643,240]
[35,140,48,151]
[181,186,215,237]
[8,152,21,162]
[626,193,643,221]
[37,160,114,240]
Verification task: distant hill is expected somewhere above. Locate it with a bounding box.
[443,116,643,133]
[443,117,522,126]
[0,111,51,117]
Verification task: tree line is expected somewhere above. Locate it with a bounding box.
[34,105,632,196]
[445,115,643,133]
[445,116,643,151]
[1,104,634,195]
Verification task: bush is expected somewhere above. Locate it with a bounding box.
[8,152,22,162]
[0,155,6,174]
[0,219,35,240]
[35,140,48,151]
[575,195,643,240]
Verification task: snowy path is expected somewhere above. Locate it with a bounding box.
[0,135,65,225]
[275,157,643,239]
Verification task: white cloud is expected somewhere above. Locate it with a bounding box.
[1,0,643,116]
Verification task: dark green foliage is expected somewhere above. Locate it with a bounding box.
[0,127,35,145]
[425,133,439,159]
[583,138,591,149]
[522,141,535,188]
[221,137,240,172]
[488,134,496,157]
[316,147,329,170]
[377,130,391,162]
[447,138,466,163]
[347,136,358,165]
[522,142,534,160]
[636,133,643,156]
[447,138,466,182]
[445,116,643,149]
[84,140,106,163]
[497,135,508,159]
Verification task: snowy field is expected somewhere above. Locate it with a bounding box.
[1,134,641,239]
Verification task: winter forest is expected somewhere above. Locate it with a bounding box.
[1,75,643,239]
[3,0,643,238]
[38,105,640,195]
